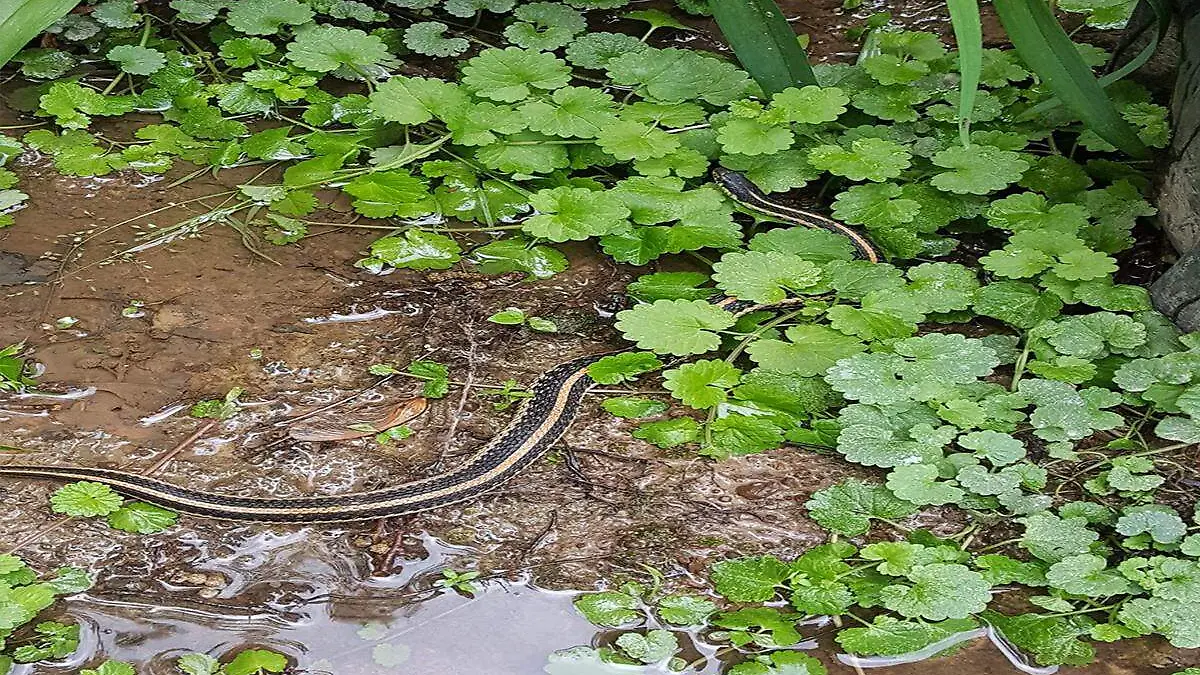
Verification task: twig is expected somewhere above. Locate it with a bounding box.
[379,522,406,574]
[522,511,558,557]
[434,322,478,471]
[145,421,217,474]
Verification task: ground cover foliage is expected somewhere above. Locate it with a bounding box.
[1,0,1197,672]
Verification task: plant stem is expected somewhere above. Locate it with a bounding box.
[1009,332,1031,391]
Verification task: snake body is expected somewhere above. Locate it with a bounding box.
[0,171,879,523]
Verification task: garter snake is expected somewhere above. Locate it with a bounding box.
[0,171,880,523]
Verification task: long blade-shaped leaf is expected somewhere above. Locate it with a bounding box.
[1022,0,1172,119]
[710,0,817,95]
[0,0,79,70]
[947,0,983,146]
[994,0,1149,158]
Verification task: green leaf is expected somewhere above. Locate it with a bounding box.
[974,281,1064,329]
[564,32,650,69]
[520,86,617,139]
[836,616,979,656]
[343,170,434,218]
[81,662,136,675]
[708,0,816,94]
[979,611,1095,665]
[602,397,667,419]
[505,2,586,51]
[1019,512,1098,563]
[595,120,680,161]
[588,352,663,385]
[369,76,465,125]
[573,591,640,626]
[527,317,557,333]
[523,186,630,242]
[1157,416,1200,443]
[656,594,717,625]
[628,272,714,302]
[606,48,752,105]
[826,333,998,404]
[729,651,826,675]
[1118,596,1200,648]
[92,0,139,27]
[543,647,636,674]
[1018,378,1122,442]
[663,360,740,409]
[357,230,461,271]
[957,430,1025,465]
[403,22,469,57]
[1046,554,1132,596]
[285,25,389,74]
[226,0,314,35]
[717,117,794,157]
[615,299,735,356]
[106,502,178,533]
[49,481,123,517]
[929,145,1030,194]
[487,308,527,325]
[1116,505,1187,544]
[712,607,802,647]
[463,47,571,102]
[224,649,288,675]
[106,45,166,75]
[808,138,912,182]
[747,325,865,377]
[804,479,917,536]
[886,464,964,506]
[633,417,700,447]
[770,85,848,124]
[862,54,930,85]
[177,654,220,675]
[879,563,991,620]
[404,360,449,398]
[39,82,137,129]
[470,238,565,280]
[974,554,1049,586]
[711,555,791,602]
[721,150,823,194]
[706,414,784,458]
[615,629,678,664]
[850,85,931,122]
[712,250,822,303]
[218,37,275,67]
[835,402,955,467]
[832,183,919,230]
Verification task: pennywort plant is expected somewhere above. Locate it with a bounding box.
[0,554,92,673]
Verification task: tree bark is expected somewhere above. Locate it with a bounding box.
[1150,0,1200,329]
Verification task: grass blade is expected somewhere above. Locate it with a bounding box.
[947,0,983,146]
[0,0,78,70]
[710,0,817,95]
[994,0,1149,158]
[1022,0,1171,119]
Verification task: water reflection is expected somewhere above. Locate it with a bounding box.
[27,531,596,674]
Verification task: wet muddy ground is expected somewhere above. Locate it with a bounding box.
[0,1,1195,673]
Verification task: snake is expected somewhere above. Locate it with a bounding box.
[0,170,881,523]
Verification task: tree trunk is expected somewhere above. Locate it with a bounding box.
[1150,0,1200,329]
